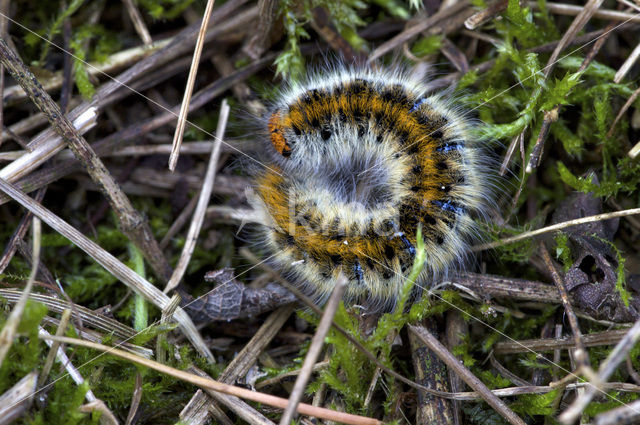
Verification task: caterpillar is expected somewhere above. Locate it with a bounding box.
[248,66,492,308]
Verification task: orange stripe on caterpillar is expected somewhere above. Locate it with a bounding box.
[268,112,292,158]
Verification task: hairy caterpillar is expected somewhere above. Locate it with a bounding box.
[249,66,491,308]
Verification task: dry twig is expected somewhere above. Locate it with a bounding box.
[38,335,383,425]
[279,276,347,425]
[473,208,640,250]
[0,218,40,366]
[0,37,173,281]
[539,242,589,367]
[169,0,217,171]
[0,177,214,361]
[409,325,526,425]
[559,319,640,424]
[165,99,229,292]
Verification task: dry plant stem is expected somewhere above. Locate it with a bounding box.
[78,401,119,425]
[0,0,7,150]
[607,85,640,138]
[489,355,531,387]
[102,140,252,158]
[0,103,97,183]
[627,356,640,385]
[629,140,640,159]
[0,108,54,144]
[124,373,143,425]
[545,0,604,79]
[0,53,272,208]
[156,294,180,364]
[426,29,606,92]
[40,316,151,359]
[0,371,38,425]
[525,108,557,172]
[1,0,248,104]
[550,323,567,413]
[219,305,295,383]
[524,0,604,174]
[279,276,348,425]
[614,32,640,82]
[446,310,467,425]
[0,218,40,367]
[3,126,31,150]
[526,15,614,173]
[453,272,562,303]
[243,0,279,59]
[364,361,383,408]
[256,361,330,390]
[440,382,640,401]
[0,4,257,186]
[0,151,21,161]
[38,327,98,403]
[0,177,214,361]
[183,288,293,421]
[364,331,390,406]
[464,0,507,30]
[0,38,173,283]
[533,1,640,22]
[240,248,453,398]
[206,205,264,224]
[180,390,228,425]
[190,366,276,425]
[206,400,237,425]
[462,28,501,45]
[368,0,470,62]
[473,207,640,250]
[559,318,640,424]
[618,0,640,13]
[440,37,469,73]
[538,242,588,366]
[593,396,640,425]
[2,38,170,103]
[567,348,587,417]
[500,132,523,176]
[38,308,72,387]
[122,0,152,45]
[312,354,329,408]
[165,99,229,292]
[409,325,526,425]
[409,320,454,425]
[312,7,366,64]
[40,335,383,425]
[0,188,45,274]
[494,329,631,354]
[0,289,137,339]
[160,194,198,249]
[169,0,216,171]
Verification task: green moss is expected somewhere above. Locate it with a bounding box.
[510,390,559,416]
[554,232,572,272]
[4,1,640,423]
[275,0,373,79]
[592,236,631,307]
[583,392,640,419]
[0,300,48,393]
[36,0,88,64]
[137,0,196,20]
[410,35,443,58]
[462,403,510,425]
